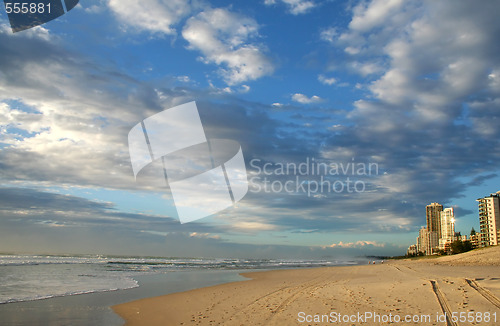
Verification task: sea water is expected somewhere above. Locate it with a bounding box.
[0,255,362,325]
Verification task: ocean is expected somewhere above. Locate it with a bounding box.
[0,254,364,325]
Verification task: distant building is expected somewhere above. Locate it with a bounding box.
[470,232,481,248]
[426,202,443,239]
[417,229,423,253]
[439,207,455,251]
[407,244,417,256]
[418,227,438,255]
[477,191,500,247]
[429,231,439,254]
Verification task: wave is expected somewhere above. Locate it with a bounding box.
[0,254,366,305]
[0,281,139,305]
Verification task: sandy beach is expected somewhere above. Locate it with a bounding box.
[113,246,500,325]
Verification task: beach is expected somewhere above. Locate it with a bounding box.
[113,246,500,325]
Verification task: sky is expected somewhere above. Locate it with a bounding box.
[1,0,500,259]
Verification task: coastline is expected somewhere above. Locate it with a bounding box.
[113,247,500,325]
[0,270,247,326]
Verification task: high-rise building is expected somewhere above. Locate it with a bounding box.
[417,227,438,255]
[426,202,443,239]
[439,207,455,251]
[477,191,500,247]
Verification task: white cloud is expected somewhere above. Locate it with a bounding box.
[331,1,421,60]
[318,74,336,85]
[265,0,316,15]
[344,46,360,55]
[141,230,169,237]
[208,84,250,95]
[327,240,385,248]
[182,8,274,85]
[232,221,278,231]
[240,85,251,93]
[349,0,404,32]
[189,232,221,240]
[176,75,190,83]
[108,0,192,34]
[291,93,323,104]
[84,2,106,14]
[0,102,45,139]
[108,3,275,85]
[0,24,51,41]
[331,0,500,131]
[487,69,500,91]
[320,27,337,43]
[349,61,383,76]
[0,30,166,190]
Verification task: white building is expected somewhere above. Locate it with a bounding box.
[426,203,443,239]
[407,244,418,256]
[477,191,500,247]
[418,227,438,255]
[439,208,455,250]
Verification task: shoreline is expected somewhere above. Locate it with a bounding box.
[0,270,248,326]
[113,247,500,325]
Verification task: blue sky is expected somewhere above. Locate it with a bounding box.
[1,0,500,258]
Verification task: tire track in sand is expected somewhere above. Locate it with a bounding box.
[266,272,338,325]
[222,269,337,325]
[430,280,459,326]
[465,278,500,309]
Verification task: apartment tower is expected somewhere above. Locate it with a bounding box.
[477,192,500,247]
[439,207,455,250]
[417,227,438,255]
[426,202,443,238]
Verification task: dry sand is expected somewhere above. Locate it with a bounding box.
[113,246,500,325]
